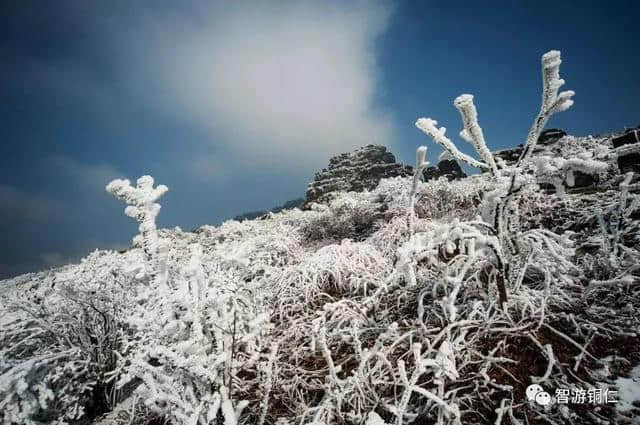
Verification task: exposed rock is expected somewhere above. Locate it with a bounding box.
[612,127,640,173]
[423,159,466,181]
[538,128,567,145]
[306,145,412,203]
[492,145,522,166]
[493,146,523,166]
[305,126,634,205]
[493,129,567,167]
[570,171,598,188]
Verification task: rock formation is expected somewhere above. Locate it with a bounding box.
[306,145,469,204]
[613,127,640,174]
[305,126,640,204]
[423,159,466,181]
[493,129,568,166]
[306,145,413,203]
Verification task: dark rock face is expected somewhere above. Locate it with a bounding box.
[306,145,413,203]
[538,128,567,145]
[423,159,466,181]
[493,129,567,167]
[571,171,598,188]
[612,128,640,173]
[305,125,638,204]
[493,146,524,166]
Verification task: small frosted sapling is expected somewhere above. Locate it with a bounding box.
[106,175,168,282]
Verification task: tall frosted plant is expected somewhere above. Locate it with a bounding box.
[106,175,169,283]
[412,50,608,305]
[415,50,574,178]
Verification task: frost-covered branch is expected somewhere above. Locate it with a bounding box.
[454,94,499,176]
[517,50,575,167]
[408,146,429,234]
[415,118,491,172]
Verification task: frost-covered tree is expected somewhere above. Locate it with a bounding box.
[413,50,609,304]
[106,175,169,282]
[415,51,574,176]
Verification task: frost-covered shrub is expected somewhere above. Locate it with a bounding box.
[271,239,391,318]
[583,173,640,279]
[366,215,411,259]
[0,251,133,425]
[415,177,488,221]
[407,146,430,233]
[373,176,488,222]
[301,193,379,243]
[116,243,273,425]
[413,50,609,304]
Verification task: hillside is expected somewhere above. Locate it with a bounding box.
[1,50,639,425]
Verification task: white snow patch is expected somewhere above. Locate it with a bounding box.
[616,364,640,413]
[366,411,389,425]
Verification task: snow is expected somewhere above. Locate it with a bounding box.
[616,364,640,413]
[365,411,389,425]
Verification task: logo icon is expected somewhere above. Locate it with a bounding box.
[535,391,552,406]
[526,384,552,406]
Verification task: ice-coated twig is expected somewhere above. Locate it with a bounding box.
[454,94,498,176]
[258,343,279,425]
[415,118,490,172]
[531,344,555,384]
[516,50,575,167]
[408,146,429,234]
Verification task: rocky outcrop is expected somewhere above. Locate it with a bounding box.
[423,159,466,181]
[306,124,639,204]
[492,127,640,191]
[538,128,567,144]
[612,127,640,174]
[493,129,568,167]
[306,145,413,203]
[306,145,468,204]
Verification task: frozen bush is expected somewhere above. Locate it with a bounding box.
[0,251,133,425]
[271,239,391,318]
[117,243,272,425]
[300,192,379,243]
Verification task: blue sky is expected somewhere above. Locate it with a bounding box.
[1,1,639,278]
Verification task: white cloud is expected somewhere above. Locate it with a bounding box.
[110,2,396,171]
